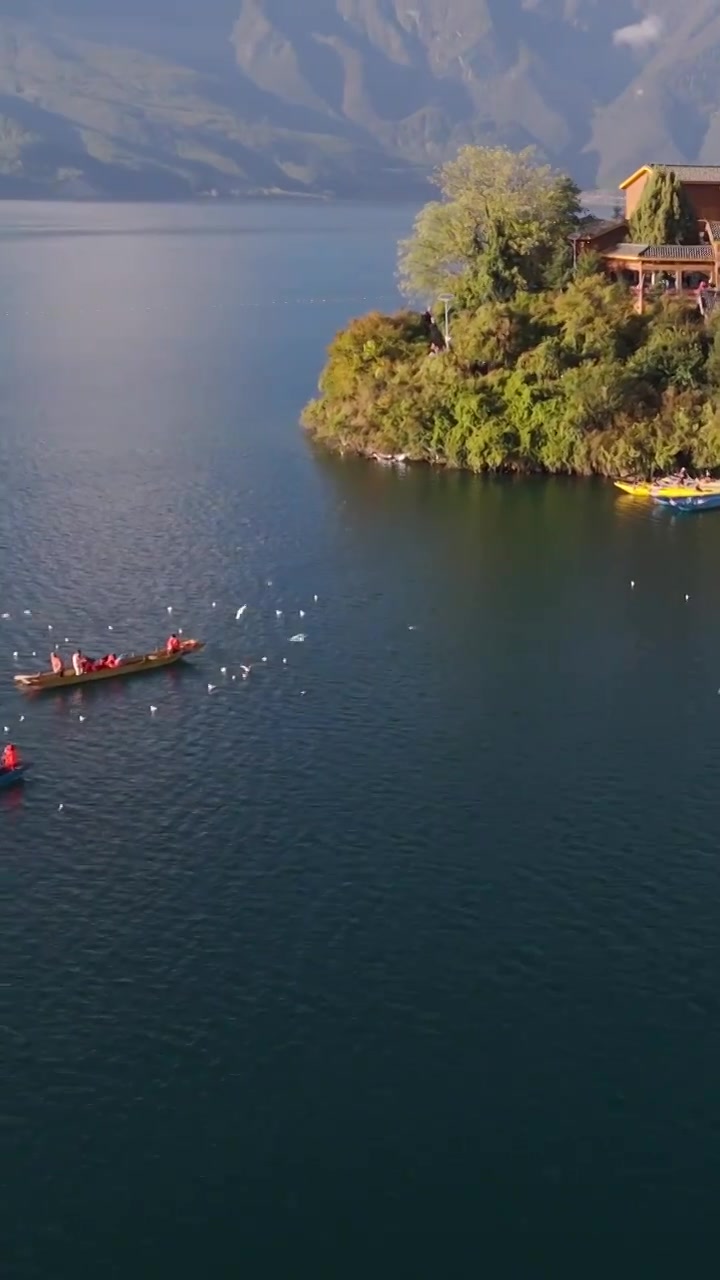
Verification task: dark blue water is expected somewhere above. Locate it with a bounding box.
[3,202,720,1275]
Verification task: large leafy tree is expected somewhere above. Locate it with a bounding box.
[398,145,581,304]
[630,169,696,244]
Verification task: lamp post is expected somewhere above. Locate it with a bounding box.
[438,293,453,347]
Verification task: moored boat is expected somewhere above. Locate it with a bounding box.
[653,492,720,513]
[615,476,720,500]
[0,762,31,789]
[14,639,204,692]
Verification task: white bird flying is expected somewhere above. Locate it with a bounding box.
[289,634,306,643]
[236,605,247,619]
[208,683,216,693]
[150,705,158,714]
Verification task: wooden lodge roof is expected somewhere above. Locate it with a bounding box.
[569,216,626,242]
[604,242,714,261]
[620,163,720,190]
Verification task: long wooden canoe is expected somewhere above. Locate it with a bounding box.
[14,639,204,692]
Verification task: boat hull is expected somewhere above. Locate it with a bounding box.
[615,480,720,499]
[14,640,204,692]
[0,763,31,789]
[654,493,720,513]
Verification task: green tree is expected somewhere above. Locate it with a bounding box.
[630,169,696,244]
[398,145,581,302]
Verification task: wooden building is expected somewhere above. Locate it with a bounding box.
[572,165,720,301]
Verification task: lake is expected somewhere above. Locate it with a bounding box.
[3,201,720,1275]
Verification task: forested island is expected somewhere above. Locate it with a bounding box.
[303,147,720,476]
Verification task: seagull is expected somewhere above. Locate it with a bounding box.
[276,609,283,617]
[108,625,113,631]
[220,667,227,675]
[12,651,17,658]
[408,625,417,631]
[261,656,267,662]
[299,610,305,618]
[207,683,216,693]
[630,580,635,589]
[282,658,287,665]
[685,594,690,602]
[150,705,158,714]
[313,594,318,602]
[235,605,247,619]
[48,624,53,631]
[266,580,273,587]
[240,665,251,679]
[0,613,9,619]
[3,726,8,733]
[178,628,183,635]
[64,638,69,644]
[78,715,86,723]
[231,674,237,681]
[58,803,64,812]
[167,606,173,613]
[289,633,305,642]
[31,652,36,657]
[18,715,24,723]
[212,602,217,608]
[23,609,31,616]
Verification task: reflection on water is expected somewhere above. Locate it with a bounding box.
[4,202,720,1274]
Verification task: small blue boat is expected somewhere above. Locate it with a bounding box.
[0,763,31,790]
[654,492,720,514]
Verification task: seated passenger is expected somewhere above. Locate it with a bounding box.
[166,633,181,655]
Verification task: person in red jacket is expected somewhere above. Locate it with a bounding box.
[2,742,20,770]
[166,633,181,655]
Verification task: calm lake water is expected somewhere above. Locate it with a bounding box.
[4,201,720,1275]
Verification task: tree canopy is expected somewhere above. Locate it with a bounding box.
[629,169,696,245]
[304,282,717,476]
[305,145,720,479]
[397,145,582,306]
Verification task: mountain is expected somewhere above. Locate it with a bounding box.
[0,2,719,198]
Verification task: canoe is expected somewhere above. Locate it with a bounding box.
[615,480,654,497]
[654,493,720,513]
[14,639,204,692]
[0,762,31,790]
[615,479,720,499]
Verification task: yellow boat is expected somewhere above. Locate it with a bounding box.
[614,480,654,497]
[614,479,720,499]
[14,639,205,692]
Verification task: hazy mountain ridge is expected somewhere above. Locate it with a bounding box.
[0,1,719,198]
